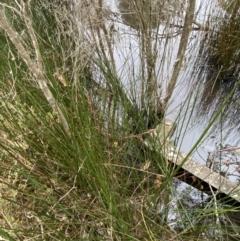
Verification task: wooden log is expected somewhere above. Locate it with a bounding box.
[144,119,240,204]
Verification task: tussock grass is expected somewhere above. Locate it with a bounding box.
[0,1,239,240]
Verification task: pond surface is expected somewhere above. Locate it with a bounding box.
[103,0,240,182]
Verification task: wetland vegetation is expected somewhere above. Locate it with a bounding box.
[0,0,240,240]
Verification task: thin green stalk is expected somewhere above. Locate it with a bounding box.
[182,79,240,165]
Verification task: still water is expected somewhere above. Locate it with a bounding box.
[102,0,240,181]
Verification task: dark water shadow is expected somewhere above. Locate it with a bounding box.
[193,1,240,133]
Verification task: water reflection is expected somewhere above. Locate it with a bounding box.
[104,0,240,175]
[117,0,184,29]
[84,0,240,190]
[194,0,240,131]
[106,0,240,236]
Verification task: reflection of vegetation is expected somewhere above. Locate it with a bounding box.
[118,0,164,29]
[118,0,182,29]
[117,0,192,129]
[195,1,240,129]
[218,0,240,15]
